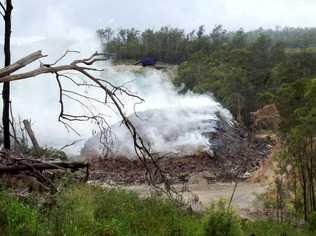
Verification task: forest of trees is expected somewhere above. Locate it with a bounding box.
[98,25,316,63]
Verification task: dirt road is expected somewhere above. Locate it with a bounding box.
[116,181,266,217]
[128,182,265,206]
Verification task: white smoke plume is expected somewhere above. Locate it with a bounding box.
[82,65,234,158]
[0,31,102,154]
[0,33,233,158]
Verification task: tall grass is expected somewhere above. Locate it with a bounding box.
[0,184,314,235]
[47,185,203,236]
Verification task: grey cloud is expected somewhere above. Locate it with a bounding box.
[3,0,316,38]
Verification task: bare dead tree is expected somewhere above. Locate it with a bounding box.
[1,0,13,150]
[0,50,177,197]
[22,119,40,152]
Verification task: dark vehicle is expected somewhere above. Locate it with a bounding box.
[135,57,157,67]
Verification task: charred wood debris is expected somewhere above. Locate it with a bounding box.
[90,119,274,185]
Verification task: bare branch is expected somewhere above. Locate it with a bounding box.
[0,1,4,18]
[49,50,79,66]
[0,52,106,83]
[0,2,5,12]
[0,64,77,82]
[71,52,113,66]
[63,89,106,104]
[0,50,46,78]
[59,139,85,151]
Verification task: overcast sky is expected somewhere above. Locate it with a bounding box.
[5,0,316,38]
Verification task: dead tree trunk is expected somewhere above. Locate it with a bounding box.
[23,119,40,151]
[2,0,13,150]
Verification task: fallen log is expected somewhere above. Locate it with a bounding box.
[0,161,89,174]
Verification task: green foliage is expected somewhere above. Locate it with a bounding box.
[203,200,243,236]
[0,185,204,236]
[243,220,313,236]
[1,185,315,235]
[50,185,204,236]
[275,78,316,155]
[173,28,316,127]
[308,212,316,232]
[174,33,280,125]
[263,77,316,222]
[99,26,316,64]
[100,26,190,64]
[0,191,46,235]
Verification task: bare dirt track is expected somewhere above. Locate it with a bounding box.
[90,180,266,218]
[130,181,265,209]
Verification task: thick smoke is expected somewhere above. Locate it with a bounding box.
[82,65,233,158]
[0,0,236,158]
[0,32,102,154]
[0,34,233,158]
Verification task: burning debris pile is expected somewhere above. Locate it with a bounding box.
[83,107,272,184]
[81,106,233,159]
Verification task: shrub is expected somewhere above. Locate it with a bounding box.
[48,184,203,236]
[0,184,314,236]
[203,200,243,236]
[0,192,45,236]
[243,220,314,236]
[308,211,316,232]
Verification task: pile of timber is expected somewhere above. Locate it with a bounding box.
[0,120,89,192]
[0,151,89,192]
[0,151,89,191]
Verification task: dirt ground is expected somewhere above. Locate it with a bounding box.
[89,180,266,219]
[132,181,264,209]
